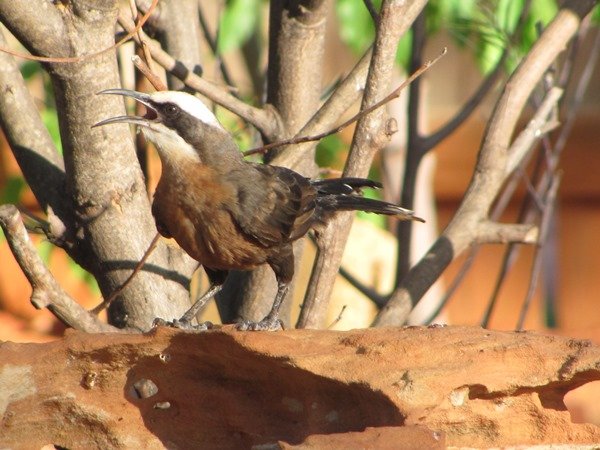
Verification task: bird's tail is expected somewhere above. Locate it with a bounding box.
[313,177,425,222]
[311,178,382,194]
[325,195,425,222]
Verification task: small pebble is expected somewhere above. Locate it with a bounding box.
[133,378,159,399]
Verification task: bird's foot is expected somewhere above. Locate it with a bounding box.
[153,317,213,331]
[236,317,283,331]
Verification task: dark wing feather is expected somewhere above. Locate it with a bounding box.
[223,164,317,247]
[311,178,382,194]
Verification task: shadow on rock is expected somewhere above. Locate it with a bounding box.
[124,329,404,449]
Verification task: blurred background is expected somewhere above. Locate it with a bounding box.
[1,0,600,344]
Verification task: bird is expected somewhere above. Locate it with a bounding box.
[94,89,424,331]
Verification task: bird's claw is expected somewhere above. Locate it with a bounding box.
[236,317,283,331]
[152,317,213,331]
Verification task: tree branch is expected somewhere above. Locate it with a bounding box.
[0,28,71,243]
[24,0,197,330]
[373,0,597,327]
[0,205,118,333]
[395,0,532,287]
[0,1,67,58]
[516,172,561,330]
[505,87,562,177]
[244,48,445,157]
[420,54,505,151]
[148,0,203,91]
[475,221,538,245]
[197,0,236,92]
[117,13,278,140]
[270,47,373,170]
[297,0,428,329]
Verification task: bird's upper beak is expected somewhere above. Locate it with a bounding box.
[93,89,158,128]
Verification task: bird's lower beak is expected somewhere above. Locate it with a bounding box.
[92,88,158,128]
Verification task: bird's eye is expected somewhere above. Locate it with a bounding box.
[165,104,179,116]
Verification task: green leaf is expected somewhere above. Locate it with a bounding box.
[496,0,524,34]
[473,0,524,73]
[218,0,261,53]
[20,61,42,80]
[41,108,62,154]
[521,0,558,53]
[37,240,54,266]
[356,186,385,228]
[336,0,378,55]
[316,135,345,169]
[593,4,600,24]
[427,0,477,42]
[0,176,26,204]
[67,257,100,295]
[426,0,450,35]
[396,30,413,71]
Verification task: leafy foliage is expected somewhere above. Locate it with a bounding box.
[218,0,262,54]
[336,0,412,70]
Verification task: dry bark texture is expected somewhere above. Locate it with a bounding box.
[1,326,600,448]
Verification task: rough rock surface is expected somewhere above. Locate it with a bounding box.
[1,326,600,449]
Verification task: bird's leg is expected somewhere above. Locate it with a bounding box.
[237,281,289,331]
[153,283,223,331]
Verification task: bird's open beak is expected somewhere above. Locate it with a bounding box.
[92,89,158,128]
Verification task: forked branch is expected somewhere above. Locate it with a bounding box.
[373,0,597,327]
[0,205,118,333]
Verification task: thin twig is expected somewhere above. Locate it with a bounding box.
[327,305,348,329]
[338,266,387,308]
[132,55,167,91]
[117,12,276,139]
[374,0,595,327]
[129,0,154,71]
[243,47,447,157]
[363,0,379,22]
[424,247,478,325]
[554,29,600,154]
[197,1,236,91]
[0,205,119,332]
[0,0,159,63]
[91,232,161,315]
[516,173,561,330]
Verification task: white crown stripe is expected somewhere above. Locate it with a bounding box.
[151,91,223,129]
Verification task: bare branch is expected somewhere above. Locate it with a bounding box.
[132,55,167,91]
[0,205,119,333]
[420,53,505,151]
[297,0,429,329]
[117,13,278,140]
[91,232,162,315]
[0,29,69,235]
[327,305,348,329]
[0,0,158,64]
[147,0,202,91]
[373,0,597,327]
[197,0,236,91]
[554,28,600,153]
[339,265,387,308]
[128,0,154,71]
[244,48,446,157]
[0,1,67,57]
[475,221,538,245]
[270,48,373,170]
[505,87,562,177]
[516,173,561,330]
[363,0,379,23]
